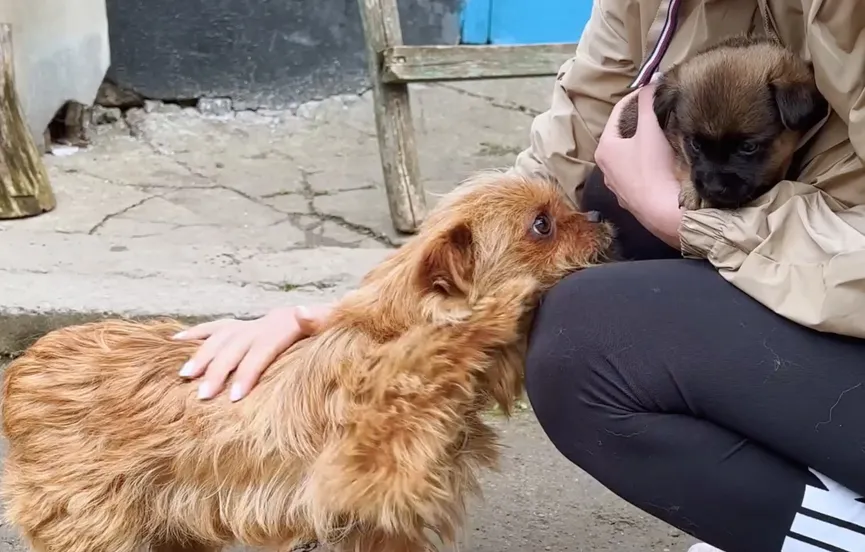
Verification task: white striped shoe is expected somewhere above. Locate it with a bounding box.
[687,545,725,552]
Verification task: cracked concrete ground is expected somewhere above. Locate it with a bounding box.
[0,78,695,551]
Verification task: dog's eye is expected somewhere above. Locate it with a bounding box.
[688,138,702,153]
[532,214,552,236]
[739,142,759,155]
[688,137,701,152]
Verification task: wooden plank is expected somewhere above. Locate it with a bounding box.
[0,23,56,219]
[357,0,427,234]
[382,43,578,83]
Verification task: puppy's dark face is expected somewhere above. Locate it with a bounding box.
[654,37,828,208]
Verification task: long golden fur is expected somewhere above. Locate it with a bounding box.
[1,171,614,552]
[618,35,828,210]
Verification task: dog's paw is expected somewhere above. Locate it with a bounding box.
[677,184,704,210]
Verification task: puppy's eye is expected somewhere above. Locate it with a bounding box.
[688,137,701,152]
[739,142,759,155]
[532,214,552,237]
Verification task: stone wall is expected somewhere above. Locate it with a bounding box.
[104,0,462,110]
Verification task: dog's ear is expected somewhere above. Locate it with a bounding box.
[417,222,474,296]
[770,80,828,132]
[653,76,679,130]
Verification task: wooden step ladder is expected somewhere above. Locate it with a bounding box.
[357,0,577,234]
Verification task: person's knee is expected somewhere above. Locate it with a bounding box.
[525,259,725,461]
[525,262,694,463]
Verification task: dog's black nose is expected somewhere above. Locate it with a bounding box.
[584,210,603,223]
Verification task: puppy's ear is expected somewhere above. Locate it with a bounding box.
[417,222,474,296]
[652,76,679,130]
[770,81,828,132]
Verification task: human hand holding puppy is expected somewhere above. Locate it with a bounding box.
[595,84,684,249]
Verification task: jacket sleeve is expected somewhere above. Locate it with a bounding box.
[511,0,639,202]
[679,1,865,338]
[680,149,865,338]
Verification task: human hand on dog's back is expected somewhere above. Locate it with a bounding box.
[172,303,333,401]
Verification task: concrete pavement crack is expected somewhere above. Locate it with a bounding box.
[0,267,51,275]
[298,170,396,247]
[263,149,299,163]
[259,279,340,292]
[260,190,304,199]
[434,83,542,117]
[167,155,296,220]
[212,183,295,219]
[124,122,306,222]
[311,213,396,247]
[88,195,163,235]
[59,167,214,191]
[316,184,376,196]
[121,114,395,247]
[261,184,374,200]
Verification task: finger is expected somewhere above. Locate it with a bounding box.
[178,323,241,379]
[295,304,332,336]
[172,318,236,341]
[228,326,302,402]
[197,335,255,400]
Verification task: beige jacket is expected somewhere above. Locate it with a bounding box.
[513,0,865,338]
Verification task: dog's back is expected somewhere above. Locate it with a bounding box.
[1,318,330,551]
[2,320,213,551]
[0,292,525,552]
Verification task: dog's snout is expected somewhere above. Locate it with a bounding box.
[584,210,603,223]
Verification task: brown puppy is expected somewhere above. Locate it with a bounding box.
[1,171,614,552]
[618,35,828,210]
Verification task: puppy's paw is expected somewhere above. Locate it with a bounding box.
[677,184,705,210]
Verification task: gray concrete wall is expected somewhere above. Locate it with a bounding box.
[104,0,462,110]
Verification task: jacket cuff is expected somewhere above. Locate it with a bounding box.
[678,209,733,259]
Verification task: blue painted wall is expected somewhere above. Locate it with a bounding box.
[460,0,592,44]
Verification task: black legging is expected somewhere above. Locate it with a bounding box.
[525,169,865,552]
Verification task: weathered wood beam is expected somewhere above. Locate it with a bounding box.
[357,0,427,234]
[381,43,578,83]
[0,23,55,219]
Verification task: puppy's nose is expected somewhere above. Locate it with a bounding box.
[584,210,603,223]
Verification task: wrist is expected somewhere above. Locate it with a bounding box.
[638,180,684,248]
[652,204,685,248]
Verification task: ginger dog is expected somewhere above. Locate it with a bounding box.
[1,171,613,552]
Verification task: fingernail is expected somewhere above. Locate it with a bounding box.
[296,305,310,320]
[172,331,186,340]
[179,361,196,377]
[229,384,243,402]
[197,382,213,400]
